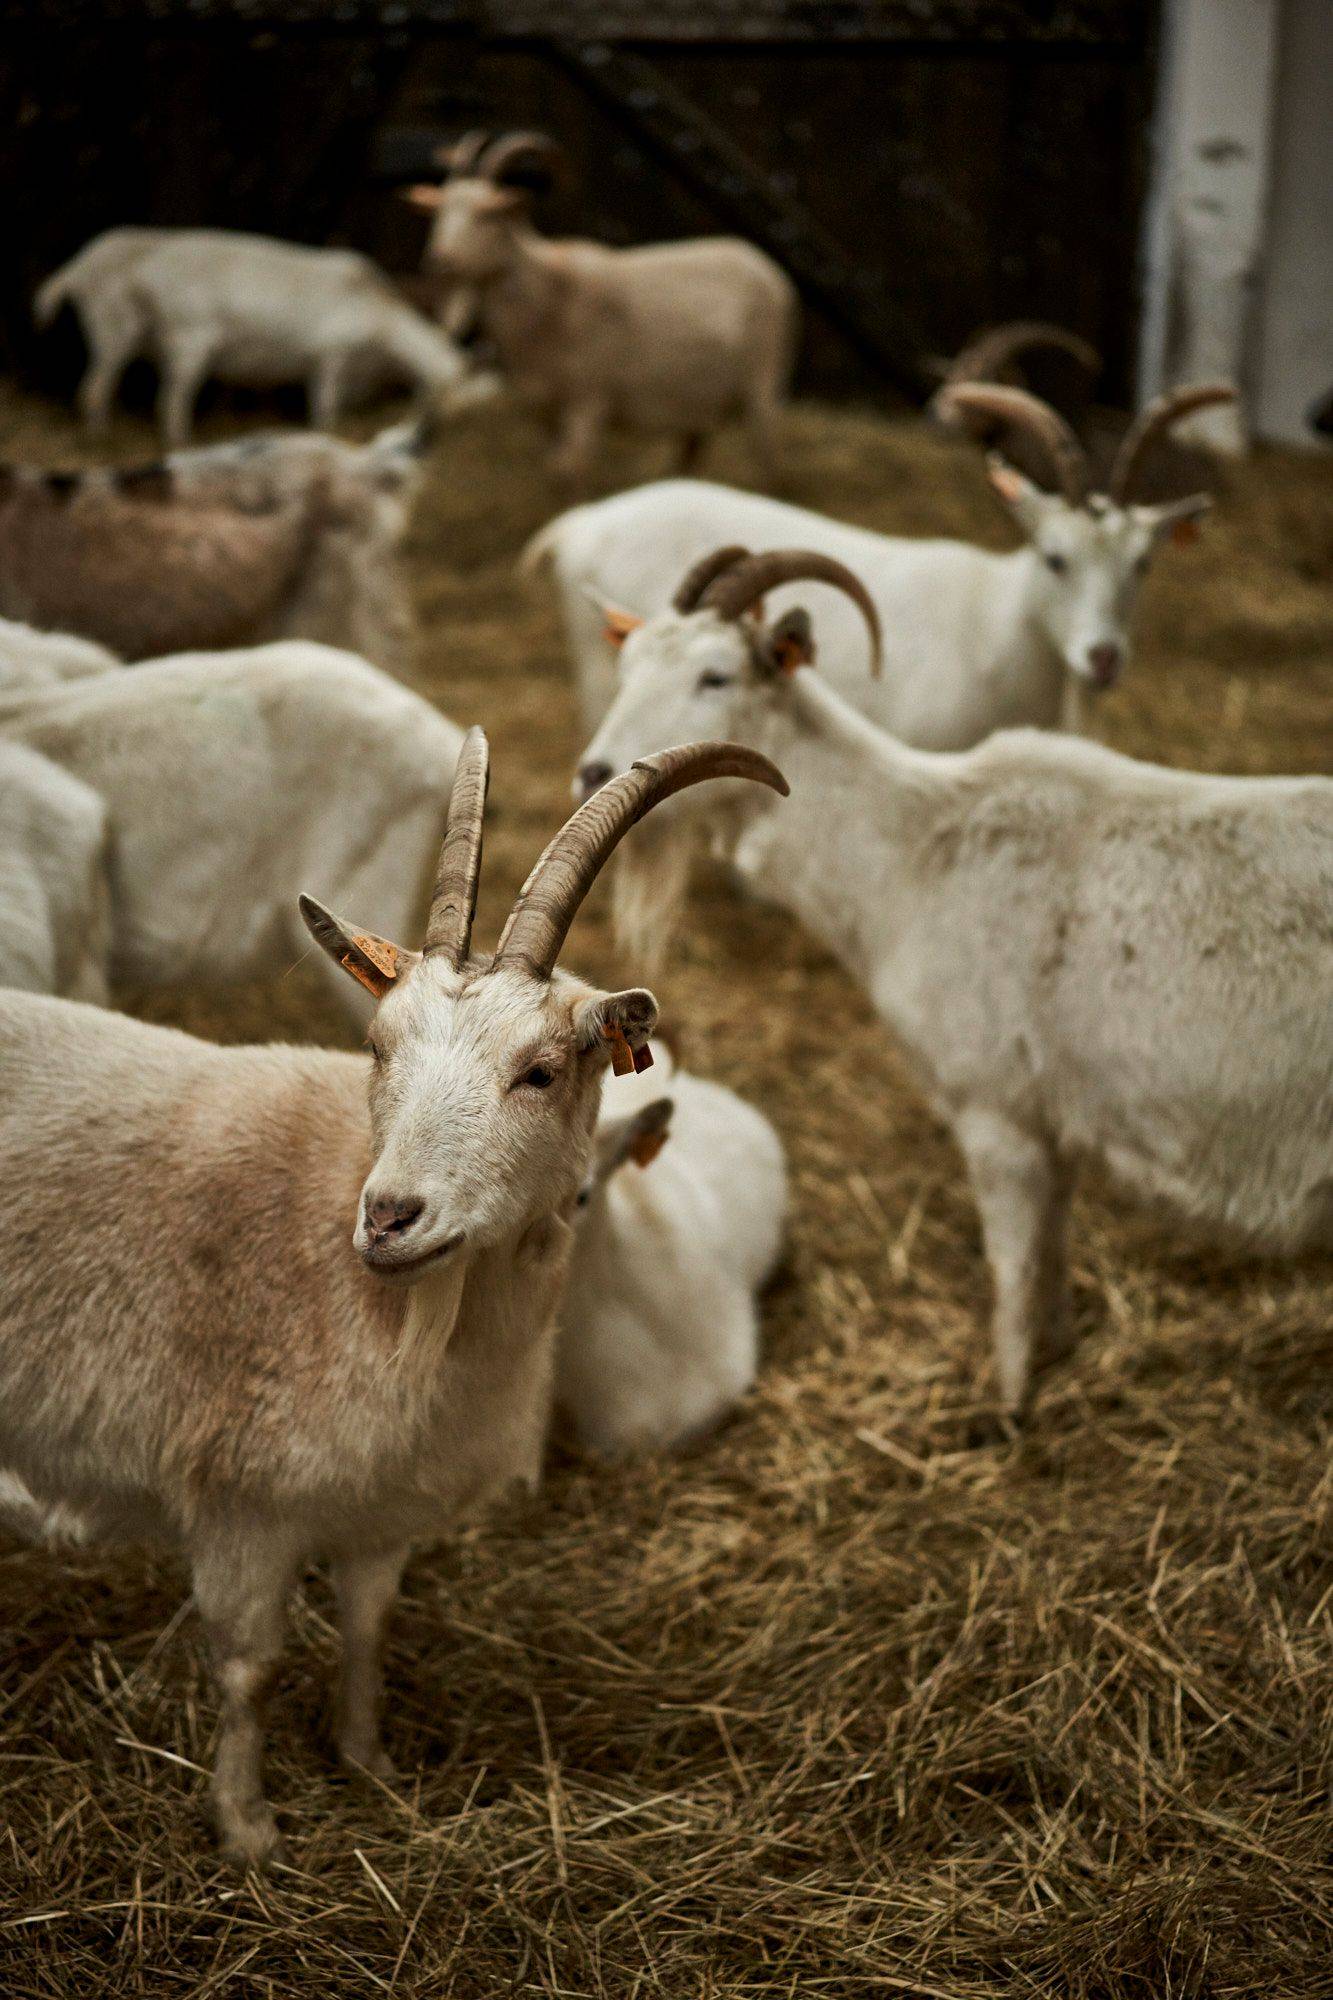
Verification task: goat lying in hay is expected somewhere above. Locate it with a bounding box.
[0,422,434,671]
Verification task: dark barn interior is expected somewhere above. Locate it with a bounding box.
[6,1,1156,411]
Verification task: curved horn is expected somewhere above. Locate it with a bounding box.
[938,382,1090,504]
[493,742,788,980]
[422,726,490,965]
[1108,382,1237,502]
[941,320,1100,391]
[436,129,493,178]
[477,131,564,186]
[700,548,883,677]
[672,544,752,613]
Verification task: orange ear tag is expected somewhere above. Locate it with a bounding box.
[632,1042,654,1073]
[342,932,399,997]
[1170,518,1200,548]
[630,1129,668,1169]
[602,1023,636,1076]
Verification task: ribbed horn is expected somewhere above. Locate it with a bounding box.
[672,545,752,612]
[699,548,883,677]
[476,131,564,186]
[938,382,1090,504]
[1108,382,1237,502]
[941,320,1101,392]
[493,742,789,980]
[422,726,490,965]
[436,129,492,178]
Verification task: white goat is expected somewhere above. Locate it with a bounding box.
[0,734,784,1867]
[405,130,798,492]
[526,382,1234,746]
[577,547,1333,1417]
[0,741,110,1002]
[0,423,428,670]
[0,615,119,692]
[559,1045,786,1455]
[0,641,465,1027]
[35,226,486,444]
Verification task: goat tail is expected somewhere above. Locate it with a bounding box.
[33,263,76,329]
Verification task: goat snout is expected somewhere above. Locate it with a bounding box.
[363,1196,424,1245]
[1086,643,1123,690]
[576,760,614,802]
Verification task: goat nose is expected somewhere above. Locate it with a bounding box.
[1087,643,1122,689]
[364,1196,424,1241]
[577,760,614,800]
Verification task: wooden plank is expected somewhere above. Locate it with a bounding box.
[4,1,1153,45]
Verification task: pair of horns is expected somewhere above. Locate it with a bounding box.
[436,129,563,185]
[422,727,787,980]
[939,379,1237,505]
[672,546,883,676]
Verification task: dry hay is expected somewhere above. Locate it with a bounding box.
[1,381,1332,1999]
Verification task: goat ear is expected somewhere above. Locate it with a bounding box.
[582,588,643,651]
[400,183,443,212]
[593,1097,675,1184]
[298,895,416,1000]
[574,988,659,1073]
[1152,493,1212,546]
[987,455,1049,532]
[765,606,816,677]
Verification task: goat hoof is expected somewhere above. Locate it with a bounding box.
[341,1743,400,1785]
[219,1810,285,1875]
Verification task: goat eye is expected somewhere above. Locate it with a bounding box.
[517,1063,555,1090]
[1043,551,1068,576]
[697,669,732,691]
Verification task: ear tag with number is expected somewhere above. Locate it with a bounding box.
[341,931,399,997]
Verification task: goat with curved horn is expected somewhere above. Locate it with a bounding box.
[672,544,752,612]
[700,548,883,676]
[436,129,493,178]
[937,382,1090,505]
[495,742,788,979]
[1108,382,1237,502]
[941,321,1101,391]
[477,131,565,185]
[422,725,490,966]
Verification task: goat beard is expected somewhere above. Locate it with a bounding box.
[610,814,699,976]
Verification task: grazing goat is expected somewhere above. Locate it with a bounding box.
[0,424,426,670]
[0,733,784,1867]
[576,547,1333,1417]
[405,130,798,492]
[527,382,1234,744]
[35,226,484,444]
[559,1045,786,1455]
[0,615,118,692]
[0,741,110,1002]
[0,641,465,1028]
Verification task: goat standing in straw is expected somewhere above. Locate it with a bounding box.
[0,731,785,1868]
[530,384,1233,742]
[576,549,1333,1418]
[405,130,798,493]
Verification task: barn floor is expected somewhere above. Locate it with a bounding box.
[2,382,1332,1999]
